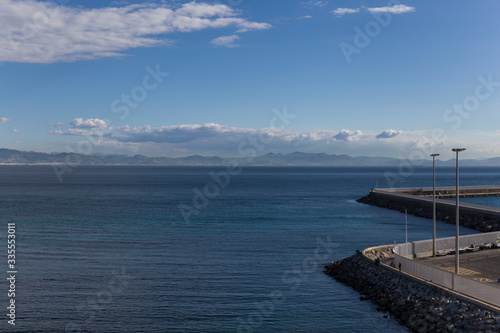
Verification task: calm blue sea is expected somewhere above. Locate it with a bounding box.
[1,165,496,332]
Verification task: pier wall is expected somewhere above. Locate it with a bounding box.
[381,185,500,199]
[400,231,500,258]
[358,187,500,232]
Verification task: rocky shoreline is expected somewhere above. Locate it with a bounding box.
[357,191,500,233]
[324,247,500,333]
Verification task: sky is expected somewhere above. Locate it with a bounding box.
[1,0,500,159]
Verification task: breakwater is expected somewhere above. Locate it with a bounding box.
[379,186,500,199]
[357,187,500,232]
[324,246,500,333]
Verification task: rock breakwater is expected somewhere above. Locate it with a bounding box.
[324,249,500,332]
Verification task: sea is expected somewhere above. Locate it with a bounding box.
[1,165,498,332]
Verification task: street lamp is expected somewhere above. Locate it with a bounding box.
[431,153,440,257]
[452,148,466,274]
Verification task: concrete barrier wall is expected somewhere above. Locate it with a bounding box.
[394,232,500,308]
[453,274,500,308]
[381,185,500,197]
[396,255,453,289]
[397,231,500,258]
[397,254,500,307]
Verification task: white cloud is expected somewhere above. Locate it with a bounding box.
[10,129,21,133]
[114,123,256,143]
[0,0,271,63]
[50,128,109,137]
[334,129,363,141]
[66,128,109,136]
[0,117,13,123]
[70,118,109,129]
[367,4,415,14]
[282,130,336,143]
[332,8,360,17]
[211,35,240,48]
[298,15,313,20]
[332,5,414,17]
[49,122,66,128]
[50,118,111,137]
[376,129,404,139]
[175,2,235,18]
[302,0,329,8]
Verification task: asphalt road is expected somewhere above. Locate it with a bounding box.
[415,248,500,285]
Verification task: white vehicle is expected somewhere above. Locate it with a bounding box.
[466,247,480,252]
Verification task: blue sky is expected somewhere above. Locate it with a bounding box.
[1,0,500,159]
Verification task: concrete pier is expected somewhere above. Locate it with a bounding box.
[375,185,500,199]
[358,186,500,232]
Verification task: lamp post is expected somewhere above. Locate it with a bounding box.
[452,148,466,274]
[431,153,440,257]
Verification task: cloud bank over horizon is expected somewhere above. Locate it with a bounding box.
[41,118,495,159]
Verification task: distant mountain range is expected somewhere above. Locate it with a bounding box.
[1,148,500,167]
